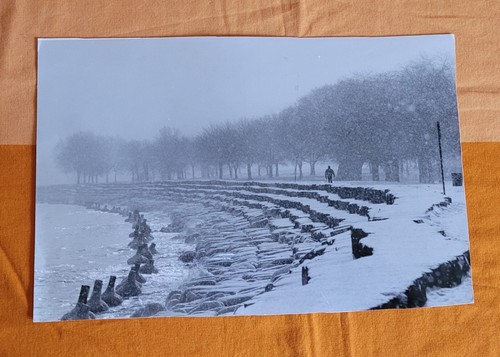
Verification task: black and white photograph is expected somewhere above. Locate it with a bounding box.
[34,35,472,322]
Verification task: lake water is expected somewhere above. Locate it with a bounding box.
[34,203,190,322]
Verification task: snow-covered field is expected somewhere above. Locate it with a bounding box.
[35,180,473,320]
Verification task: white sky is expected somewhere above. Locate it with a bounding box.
[37,35,456,185]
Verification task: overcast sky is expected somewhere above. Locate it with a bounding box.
[37,35,456,185]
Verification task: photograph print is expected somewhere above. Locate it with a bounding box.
[34,35,472,322]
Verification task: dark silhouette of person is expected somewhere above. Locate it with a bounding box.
[325,166,335,183]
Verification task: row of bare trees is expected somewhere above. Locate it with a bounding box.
[55,58,461,184]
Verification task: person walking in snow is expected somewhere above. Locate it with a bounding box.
[325,166,335,183]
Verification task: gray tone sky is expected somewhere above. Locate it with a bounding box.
[37,35,456,185]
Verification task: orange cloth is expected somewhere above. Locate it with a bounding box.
[1,1,499,355]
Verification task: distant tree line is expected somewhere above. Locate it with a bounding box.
[55,58,461,184]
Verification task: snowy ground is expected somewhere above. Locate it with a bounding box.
[227,183,472,314]
[426,274,473,307]
[35,179,473,320]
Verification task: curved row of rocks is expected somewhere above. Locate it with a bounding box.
[146,184,376,261]
[37,180,396,210]
[143,183,469,312]
[159,200,325,315]
[164,180,397,205]
[40,181,469,313]
[158,183,373,218]
[152,185,374,315]
[38,182,377,249]
[61,207,164,320]
[40,182,379,316]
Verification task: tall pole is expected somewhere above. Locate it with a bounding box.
[436,121,446,195]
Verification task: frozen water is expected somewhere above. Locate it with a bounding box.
[34,204,190,322]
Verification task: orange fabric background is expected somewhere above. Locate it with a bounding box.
[0,1,499,356]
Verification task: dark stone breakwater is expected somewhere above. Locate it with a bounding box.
[39,181,469,315]
[368,196,470,309]
[59,207,166,320]
[101,276,123,307]
[167,181,397,205]
[61,285,95,321]
[371,251,471,309]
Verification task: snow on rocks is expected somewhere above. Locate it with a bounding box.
[426,274,473,307]
[42,180,471,317]
[139,259,159,274]
[131,303,165,318]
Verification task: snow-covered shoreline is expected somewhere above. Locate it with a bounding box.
[35,180,473,319]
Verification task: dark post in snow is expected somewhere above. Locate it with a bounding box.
[436,121,446,195]
[301,266,311,285]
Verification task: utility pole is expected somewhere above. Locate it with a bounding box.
[436,121,446,195]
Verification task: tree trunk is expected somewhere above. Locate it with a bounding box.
[310,161,316,176]
[298,161,303,180]
[383,162,392,181]
[247,163,252,180]
[275,163,279,177]
[143,163,149,182]
[258,165,261,177]
[268,165,273,178]
[192,165,195,179]
[370,161,380,181]
[418,157,432,183]
[234,165,238,179]
[218,163,223,179]
[337,157,363,180]
[393,160,400,182]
